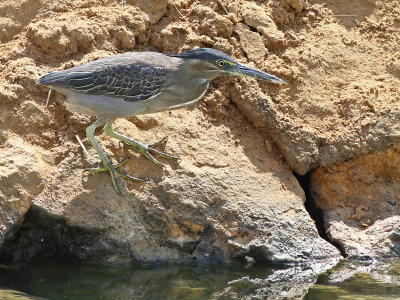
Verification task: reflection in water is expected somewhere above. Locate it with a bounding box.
[305,259,400,300]
[0,288,42,300]
[0,258,336,299]
[0,258,399,299]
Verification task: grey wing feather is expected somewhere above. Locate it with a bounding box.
[37,58,167,102]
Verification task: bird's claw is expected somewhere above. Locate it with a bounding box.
[85,157,145,194]
[148,136,169,148]
[127,136,179,167]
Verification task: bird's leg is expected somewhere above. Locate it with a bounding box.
[103,121,178,167]
[85,117,144,194]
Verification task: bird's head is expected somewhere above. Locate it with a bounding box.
[170,48,286,84]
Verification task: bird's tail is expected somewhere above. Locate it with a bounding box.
[36,71,67,86]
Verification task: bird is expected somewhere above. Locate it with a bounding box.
[37,48,286,194]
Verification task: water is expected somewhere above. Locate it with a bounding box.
[0,258,399,299]
[306,259,400,300]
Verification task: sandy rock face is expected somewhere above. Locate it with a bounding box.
[0,0,399,265]
[3,111,339,263]
[311,144,400,258]
[234,23,268,62]
[241,2,285,46]
[27,6,150,56]
[0,136,48,248]
[0,0,343,264]
[230,1,400,175]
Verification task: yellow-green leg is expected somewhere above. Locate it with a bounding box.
[85,117,144,194]
[103,121,178,167]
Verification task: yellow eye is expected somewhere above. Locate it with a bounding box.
[217,60,226,67]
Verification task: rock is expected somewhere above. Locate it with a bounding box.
[125,0,168,24]
[310,143,400,258]
[285,0,308,14]
[0,17,22,42]
[264,104,400,175]
[0,137,48,249]
[116,28,136,50]
[229,20,400,175]
[387,60,400,78]
[234,23,267,62]
[5,58,41,92]
[0,0,399,267]
[1,111,340,264]
[195,6,233,38]
[241,2,285,46]
[26,6,149,56]
[0,84,21,104]
[0,0,43,43]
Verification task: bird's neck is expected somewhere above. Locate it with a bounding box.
[179,59,219,81]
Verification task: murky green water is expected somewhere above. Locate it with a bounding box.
[0,258,399,299]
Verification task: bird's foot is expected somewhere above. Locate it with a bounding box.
[126,136,179,167]
[85,157,145,194]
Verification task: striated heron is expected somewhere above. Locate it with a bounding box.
[37,48,285,194]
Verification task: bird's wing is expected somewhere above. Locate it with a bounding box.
[38,59,167,102]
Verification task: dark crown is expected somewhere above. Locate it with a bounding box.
[169,48,236,63]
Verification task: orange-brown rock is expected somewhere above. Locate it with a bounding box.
[311,143,400,258]
[229,0,400,174]
[0,0,399,265]
[6,109,337,263]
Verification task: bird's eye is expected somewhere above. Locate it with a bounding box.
[217,60,226,67]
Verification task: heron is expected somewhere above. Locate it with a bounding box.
[37,48,285,194]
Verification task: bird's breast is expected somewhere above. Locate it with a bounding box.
[164,82,209,110]
[142,79,210,113]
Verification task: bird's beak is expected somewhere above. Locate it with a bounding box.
[234,64,286,84]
